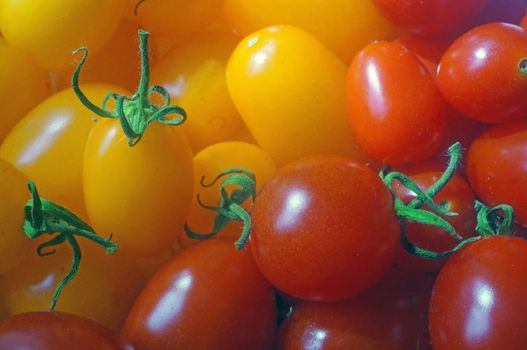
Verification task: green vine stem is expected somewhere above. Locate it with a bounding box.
[184,168,256,250]
[71,30,186,146]
[23,182,117,310]
[474,200,514,237]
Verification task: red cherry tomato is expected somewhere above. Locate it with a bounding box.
[346,41,446,165]
[0,311,134,350]
[437,23,527,123]
[122,239,276,350]
[250,155,399,302]
[429,236,527,349]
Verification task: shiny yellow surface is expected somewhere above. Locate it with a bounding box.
[0,159,31,274]
[83,120,193,257]
[152,31,243,152]
[223,0,397,63]
[0,39,50,142]
[0,84,130,218]
[226,25,365,165]
[0,0,125,70]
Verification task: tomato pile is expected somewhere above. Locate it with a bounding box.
[0,0,526,349]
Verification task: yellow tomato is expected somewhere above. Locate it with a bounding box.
[0,0,125,70]
[223,0,397,63]
[0,84,130,218]
[181,141,277,247]
[0,159,32,274]
[0,39,50,142]
[152,30,243,152]
[226,25,365,165]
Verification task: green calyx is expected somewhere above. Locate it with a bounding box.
[184,168,256,250]
[519,58,527,74]
[23,181,117,310]
[71,30,186,146]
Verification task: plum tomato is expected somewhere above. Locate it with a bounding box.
[250,155,399,302]
[346,41,446,165]
[122,239,276,350]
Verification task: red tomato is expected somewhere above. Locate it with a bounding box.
[429,236,527,349]
[467,120,527,226]
[437,23,527,123]
[346,41,446,165]
[0,311,134,350]
[250,155,399,302]
[122,239,276,350]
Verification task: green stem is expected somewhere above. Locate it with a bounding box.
[474,200,514,236]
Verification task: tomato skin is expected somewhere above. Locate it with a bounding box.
[122,239,276,350]
[437,23,527,123]
[346,41,446,165]
[467,120,527,226]
[0,312,134,350]
[250,155,399,302]
[429,236,527,350]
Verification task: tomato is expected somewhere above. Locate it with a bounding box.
[227,25,365,165]
[0,84,130,219]
[223,0,397,63]
[277,269,434,350]
[371,0,489,37]
[250,155,399,302]
[393,163,477,272]
[0,0,125,71]
[467,120,527,226]
[0,159,32,274]
[396,34,454,76]
[152,30,243,152]
[346,41,446,165]
[429,236,527,349]
[0,311,134,349]
[181,141,277,248]
[437,23,527,123]
[0,242,145,331]
[122,239,276,350]
[0,39,50,142]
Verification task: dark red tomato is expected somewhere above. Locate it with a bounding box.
[122,239,276,350]
[429,236,527,349]
[437,23,527,123]
[467,120,527,226]
[346,41,446,165]
[393,162,477,272]
[250,155,399,302]
[371,0,489,37]
[396,34,454,76]
[0,312,134,350]
[276,269,434,350]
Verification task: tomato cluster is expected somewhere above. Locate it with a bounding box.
[0,0,526,349]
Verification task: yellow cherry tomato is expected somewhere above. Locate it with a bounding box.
[0,84,130,218]
[181,141,277,248]
[0,159,32,274]
[128,0,223,38]
[226,25,365,165]
[222,0,397,63]
[0,0,125,71]
[152,30,243,152]
[0,39,50,142]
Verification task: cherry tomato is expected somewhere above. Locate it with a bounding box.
[223,0,397,63]
[0,84,130,218]
[250,155,399,302]
[227,25,365,165]
[346,41,446,165]
[152,30,243,152]
[467,120,527,226]
[396,34,454,75]
[437,23,527,123]
[429,236,527,349]
[122,239,276,350]
[0,0,125,71]
[0,312,134,350]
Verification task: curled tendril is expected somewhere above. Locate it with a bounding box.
[71,29,186,147]
[184,168,256,250]
[474,200,514,236]
[23,182,117,310]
